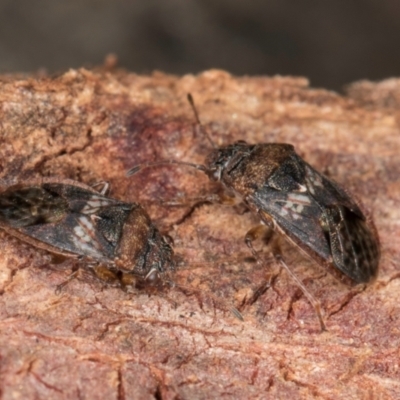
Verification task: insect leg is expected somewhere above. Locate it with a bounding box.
[275,255,326,331]
[92,265,122,284]
[55,263,81,294]
[54,258,107,294]
[244,225,277,299]
[90,181,110,195]
[245,225,327,331]
[92,265,154,293]
[245,224,275,265]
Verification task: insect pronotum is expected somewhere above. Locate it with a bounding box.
[127,94,380,330]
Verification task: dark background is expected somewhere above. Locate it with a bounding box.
[1,0,399,91]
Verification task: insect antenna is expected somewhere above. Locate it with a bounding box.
[126,160,207,177]
[245,226,327,331]
[126,94,216,177]
[187,93,217,149]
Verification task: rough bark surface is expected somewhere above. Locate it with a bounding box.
[0,69,399,399]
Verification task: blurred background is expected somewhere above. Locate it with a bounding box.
[0,0,399,91]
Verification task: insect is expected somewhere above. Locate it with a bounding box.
[127,94,380,329]
[0,178,175,287]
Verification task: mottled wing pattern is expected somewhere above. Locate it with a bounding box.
[0,184,132,262]
[251,154,379,283]
[323,205,380,282]
[0,187,68,227]
[251,186,332,262]
[304,165,380,282]
[303,164,364,217]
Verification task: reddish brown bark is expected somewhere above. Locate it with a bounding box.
[0,69,399,399]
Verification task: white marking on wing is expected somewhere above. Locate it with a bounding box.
[287,193,312,205]
[71,215,103,255]
[297,184,308,192]
[82,195,114,214]
[278,206,289,217]
[306,167,324,187]
[278,197,311,221]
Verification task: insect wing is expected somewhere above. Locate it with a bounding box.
[251,154,379,283]
[0,184,132,262]
[323,205,379,283]
[0,186,68,227]
[251,187,332,262]
[303,164,379,282]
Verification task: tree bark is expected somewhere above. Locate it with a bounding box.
[0,69,399,399]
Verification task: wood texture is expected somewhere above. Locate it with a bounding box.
[0,69,399,399]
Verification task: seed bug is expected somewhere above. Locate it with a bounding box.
[0,177,244,320]
[0,178,175,287]
[127,94,380,330]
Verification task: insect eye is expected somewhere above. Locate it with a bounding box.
[206,164,222,181]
